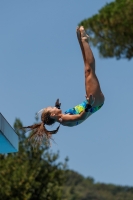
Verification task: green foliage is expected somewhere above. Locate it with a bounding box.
[63,170,133,200]
[79,0,133,59]
[0,118,67,200]
[1,118,133,200]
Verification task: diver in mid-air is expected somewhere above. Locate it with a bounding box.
[23,26,105,146]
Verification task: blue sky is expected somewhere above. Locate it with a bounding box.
[0,0,133,186]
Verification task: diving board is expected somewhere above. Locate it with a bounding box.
[0,113,18,153]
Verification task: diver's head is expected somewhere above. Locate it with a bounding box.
[41,106,62,125]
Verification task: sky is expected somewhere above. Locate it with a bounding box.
[0,0,133,187]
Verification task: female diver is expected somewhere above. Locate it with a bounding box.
[23,26,105,146]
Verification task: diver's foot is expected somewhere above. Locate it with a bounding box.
[76,26,81,41]
[79,26,89,42]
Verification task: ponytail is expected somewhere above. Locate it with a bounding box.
[23,122,60,147]
[23,107,61,147]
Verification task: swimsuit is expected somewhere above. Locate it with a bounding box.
[64,100,103,125]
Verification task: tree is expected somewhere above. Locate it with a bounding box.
[1,119,133,200]
[63,170,133,200]
[0,118,68,200]
[79,0,133,59]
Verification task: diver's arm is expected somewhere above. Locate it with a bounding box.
[59,111,87,123]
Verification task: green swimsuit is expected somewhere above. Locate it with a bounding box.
[64,100,103,125]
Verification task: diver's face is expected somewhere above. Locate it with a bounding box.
[47,107,62,116]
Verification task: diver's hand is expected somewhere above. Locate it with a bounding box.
[85,94,95,106]
[55,98,61,109]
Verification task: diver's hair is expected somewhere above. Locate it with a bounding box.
[23,108,60,147]
[41,110,55,125]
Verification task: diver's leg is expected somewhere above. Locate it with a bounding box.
[76,27,86,64]
[78,26,95,72]
[78,26,104,105]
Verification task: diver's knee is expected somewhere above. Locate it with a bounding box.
[85,68,91,77]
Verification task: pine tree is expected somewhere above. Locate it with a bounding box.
[79,0,133,59]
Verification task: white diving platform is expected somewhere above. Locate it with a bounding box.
[0,113,18,153]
